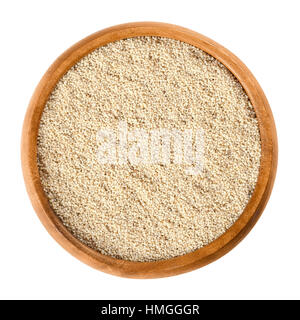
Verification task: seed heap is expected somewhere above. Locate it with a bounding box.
[37,37,261,262]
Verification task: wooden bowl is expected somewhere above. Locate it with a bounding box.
[21,22,278,278]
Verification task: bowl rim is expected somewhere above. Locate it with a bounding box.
[21,21,278,278]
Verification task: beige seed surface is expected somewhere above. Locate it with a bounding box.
[37,37,261,262]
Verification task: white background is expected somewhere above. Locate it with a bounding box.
[0,0,299,300]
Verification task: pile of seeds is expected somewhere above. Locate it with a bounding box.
[37,36,261,262]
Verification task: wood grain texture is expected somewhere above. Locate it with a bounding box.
[21,22,278,278]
